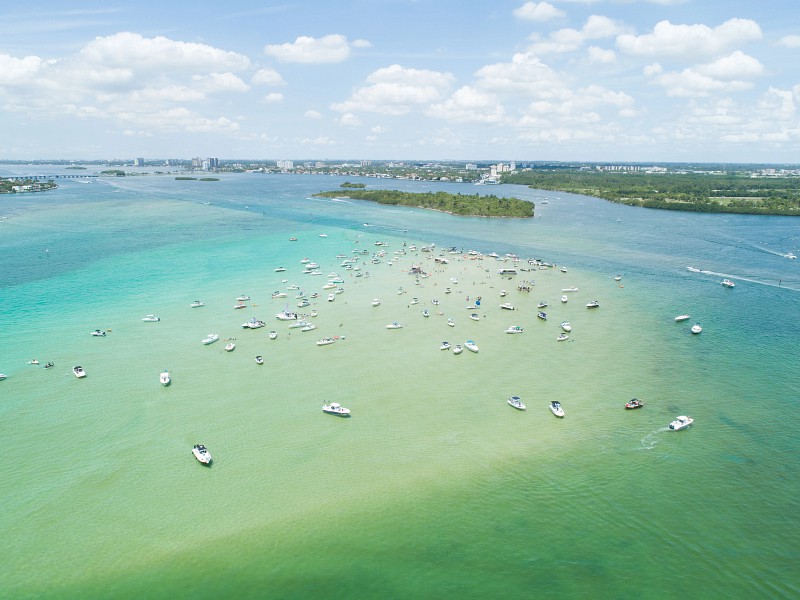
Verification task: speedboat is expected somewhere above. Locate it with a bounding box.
[160,370,171,386]
[691,323,702,334]
[549,401,565,417]
[237,295,251,301]
[410,297,419,305]
[297,299,310,308]
[372,299,380,307]
[669,415,694,431]
[327,293,335,302]
[301,323,317,332]
[322,402,350,416]
[224,342,236,352]
[142,314,160,322]
[440,341,451,350]
[289,320,310,329]
[269,331,278,339]
[562,287,578,292]
[271,291,288,298]
[0,374,6,380]
[91,329,106,336]
[721,279,735,288]
[233,302,247,309]
[73,366,86,378]
[190,300,205,308]
[625,398,644,409]
[464,340,479,353]
[586,300,600,308]
[317,337,336,346]
[537,301,548,309]
[560,322,571,332]
[274,267,286,272]
[505,325,524,334]
[422,309,430,318]
[560,267,567,273]
[276,310,298,321]
[447,318,455,327]
[242,319,266,329]
[469,313,480,321]
[556,333,569,341]
[202,333,219,345]
[500,302,515,310]
[500,290,507,297]
[561,295,568,303]
[507,396,526,410]
[452,344,463,354]
[386,322,403,329]
[614,275,622,281]
[537,311,547,321]
[674,315,691,322]
[192,444,212,464]
[44,362,54,369]
[255,355,264,365]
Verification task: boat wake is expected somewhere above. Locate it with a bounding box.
[640,428,670,450]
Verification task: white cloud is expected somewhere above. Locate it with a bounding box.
[337,112,362,126]
[527,15,625,55]
[777,35,800,49]
[192,72,250,93]
[646,51,763,98]
[304,110,322,119]
[264,92,284,103]
[0,54,43,84]
[264,34,354,64]
[352,39,372,49]
[251,68,286,86]
[513,2,565,22]
[587,46,616,63]
[695,51,763,79]
[330,64,455,115]
[617,18,762,60]
[371,125,388,133]
[426,86,506,123]
[475,53,570,99]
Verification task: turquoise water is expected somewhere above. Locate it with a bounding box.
[1,168,798,599]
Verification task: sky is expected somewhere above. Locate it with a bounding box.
[1,0,799,163]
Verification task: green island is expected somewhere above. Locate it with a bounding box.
[502,170,800,216]
[100,169,126,176]
[314,189,533,218]
[340,182,366,189]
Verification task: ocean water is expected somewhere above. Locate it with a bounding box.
[1,168,799,599]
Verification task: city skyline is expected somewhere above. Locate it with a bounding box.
[1,1,799,162]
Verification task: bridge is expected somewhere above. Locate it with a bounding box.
[2,174,101,180]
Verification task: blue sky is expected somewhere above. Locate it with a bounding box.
[1,1,799,163]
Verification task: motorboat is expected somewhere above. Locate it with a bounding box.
[242,319,266,329]
[431,299,439,305]
[91,329,106,336]
[537,311,547,321]
[447,318,455,327]
[233,302,247,309]
[288,320,310,329]
[0,374,6,380]
[269,331,278,339]
[674,315,691,322]
[289,237,298,241]
[202,333,219,345]
[500,303,515,310]
[271,291,288,298]
[410,297,419,305]
[625,398,644,409]
[464,340,479,353]
[274,267,286,272]
[556,333,569,341]
[322,282,336,290]
[537,301,548,309]
[469,313,480,321]
[586,300,600,308]
[560,267,567,273]
[452,344,463,354]
[440,341,451,350]
[73,365,86,378]
[691,323,702,334]
[297,299,310,308]
[237,295,251,301]
[317,337,336,346]
[372,299,380,307]
[549,401,565,417]
[614,275,623,281]
[192,444,212,464]
[322,402,350,416]
[160,370,171,386]
[386,322,403,329]
[721,279,735,288]
[255,355,264,365]
[507,396,526,410]
[505,325,524,334]
[669,415,694,431]
[142,314,160,322]
[560,322,572,332]
[224,342,236,352]
[301,323,317,332]
[44,362,54,369]
[190,300,205,308]
[422,309,430,318]
[562,287,578,293]
[276,310,298,320]
[561,295,568,303]
[327,293,335,302]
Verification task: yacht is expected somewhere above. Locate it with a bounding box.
[301,323,317,332]
[91,329,106,337]
[276,310,299,321]
[721,279,735,288]
[237,295,251,301]
[674,315,691,322]
[322,402,350,416]
[271,291,288,299]
[190,300,205,308]
[160,370,171,386]
[202,333,219,345]
[242,319,266,329]
[440,341,451,350]
[556,333,569,341]
[507,396,526,410]
[500,303,515,310]
[288,320,310,329]
[73,365,86,378]
[586,300,600,308]
[192,444,212,464]
[669,415,694,431]
[452,344,463,355]
[625,398,644,409]
[386,322,403,329]
[505,325,524,334]
[549,401,565,418]
[691,323,702,334]
[142,314,160,322]
[327,293,335,302]
[464,340,479,353]
[317,337,336,346]
[274,267,286,272]
[255,355,264,365]
[537,301,548,309]
[0,374,6,380]
[560,322,572,332]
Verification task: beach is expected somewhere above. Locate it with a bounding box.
[1,170,799,599]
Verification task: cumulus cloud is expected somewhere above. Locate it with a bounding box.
[646,51,763,97]
[264,92,284,103]
[527,15,625,55]
[587,46,616,63]
[264,34,360,63]
[192,72,250,93]
[426,86,506,123]
[616,18,762,60]
[0,54,43,84]
[475,53,570,99]
[513,2,565,22]
[304,110,322,119]
[330,64,455,115]
[777,35,800,49]
[252,68,286,86]
[337,112,362,126]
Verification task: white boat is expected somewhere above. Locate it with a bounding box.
[160,370,171,386]
[691,323,702,334]
[500,290,507,297]
[538,301,548,309]
[288,320,310,329]
[255,355,264,365]
[447,318,455,327]
[560,267,567,273]
[233,302,247,309]
[537,311,547,321]
[562,287,578,293]
[271,292,288,299]
[142,314,160,322]
[410,297,419,305]
[322,402,350,416]
[586,300,600,308]
[276,310,298,321]
[190,300,205,308]
[73,365,86,378]
[721,279,735,288]
[91,329,106,337]
[560,322,571,332]
[297,299,310,308]
[202,333,219,345]
[614,275,622,281]
[192,444,212,464]
[317,337,336,346]
[327,293,335,302]
[561,295,568,303]
[440,341,451,350]
[269,330,277,339]
[0,374,6,380]
[372,299,380,307]
[452,344,463,354]
[669,415,694,431]
[274,267,286,272]
[675,315,691,322]
[500,303,515,310]
[242,319,266,329]
[557,333,569,341]
[224,342,236,352]
[301,323,317,332]
[237,295,251,301]
[422,309,430,317]
[505,325,524,334]
[549,401,565,417]
[464,340,479,353]
[322,282,336,290]
[469,313,480,321]
[507,396,526,410]
[386,322,403,329]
